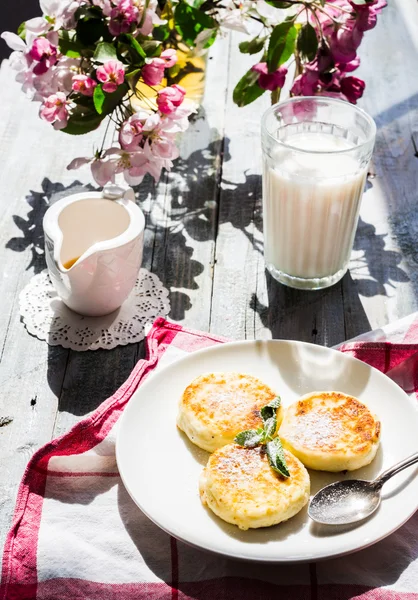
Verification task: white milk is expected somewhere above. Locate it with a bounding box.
[263,132,367,280]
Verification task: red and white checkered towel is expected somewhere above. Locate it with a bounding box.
[1,316,418,600]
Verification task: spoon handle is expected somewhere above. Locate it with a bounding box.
[373,451,418,488]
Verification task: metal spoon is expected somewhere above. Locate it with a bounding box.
[308,451,418,525]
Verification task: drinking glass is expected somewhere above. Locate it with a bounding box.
[261,96,376,290]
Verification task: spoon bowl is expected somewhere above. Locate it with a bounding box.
[309,451,418,526]
[308,480,381,525]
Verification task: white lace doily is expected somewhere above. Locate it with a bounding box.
[19,269,170,351]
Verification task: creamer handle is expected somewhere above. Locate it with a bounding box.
[102,182,135,202]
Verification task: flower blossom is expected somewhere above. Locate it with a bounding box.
[108,0,139,36]
[96,60,125,93]
[39,92,69,129]
[157,85,186,114]
[25,0,81,35]
[340,76,365,104]
[135,0,167,35]
[72,74,97,96]
[119,113,144,151]
[29,37,58,75]
[68,103,195,186]
[160,49,178,68]
[251,62,287,92]
[215,0,254,34]
[141,58,165,86]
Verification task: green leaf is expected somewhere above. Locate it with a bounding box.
[126,67,142,89]
[239,36,266,55]
[266,437,290,478]
[76,16,106,46]
[297,22,318,62]
[233,68,265,107]
[59,32,83,58]
[198,28,217,49]
[94,41,118,63]
[61,109,104,135]
[267,22,297,72]
[260,396,281,422]
[265,1,293,7]
[94,83,129,116]
[174,2,216,47]
[234,429,264,448]
[152,25,170,42]
[263,416,277,441]
[17,21,26,40]
[141,39,162,57]
[125,33,146,59]
[93,84,106,114]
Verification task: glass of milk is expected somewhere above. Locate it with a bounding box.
[261,96,376,290]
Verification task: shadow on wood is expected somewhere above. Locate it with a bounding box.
[6,178,95,274]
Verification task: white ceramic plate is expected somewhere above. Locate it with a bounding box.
[116,340,418,562]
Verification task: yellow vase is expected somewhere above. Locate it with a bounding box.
[131,44,207,112]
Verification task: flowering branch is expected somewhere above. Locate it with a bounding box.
[1,0,387,188]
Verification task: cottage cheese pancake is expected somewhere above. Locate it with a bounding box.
[279,391,381,472]
[177,372,282,452]
[199,444,310,530]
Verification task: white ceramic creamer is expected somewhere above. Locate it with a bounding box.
[43,184,145,316]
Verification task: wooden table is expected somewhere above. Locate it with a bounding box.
[1,0,418,561]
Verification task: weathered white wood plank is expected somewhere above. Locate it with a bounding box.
[344,0,418,336]
[209,31,346,345]
[211,0,418,344]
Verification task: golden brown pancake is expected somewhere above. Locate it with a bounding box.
[177,372,282,452]
[199,444,310,530]
[279,391,381,471]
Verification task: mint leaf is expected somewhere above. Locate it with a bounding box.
[235,429,264,448]
[260,396,281,421]
[267,22,297,72]
[266,437,290,478]
[233,68,265,107]
[94,41,118,63]
[297,23,318,62]
[263,416,277,441]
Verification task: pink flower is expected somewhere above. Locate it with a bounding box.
[351,1,387,31]
[72,74,97,96]
[119,113,144,151]
[160,49,178,68]
[291,66,320,96]
[29,37,58,75]
[251,62,287,92]
[137,0,166,36]
[157,84,186,114]
[329,27,362,65]
[338,56,361,73]
[109,0,139,36]
[340,76,365,104]
[39,92,69,129]
[96,60,125,93]
[142,58,165,86]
